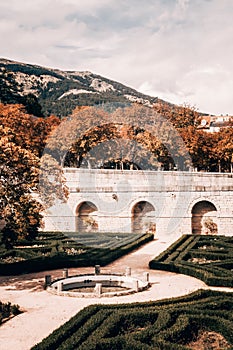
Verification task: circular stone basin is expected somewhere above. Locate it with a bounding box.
[47,274,150,298]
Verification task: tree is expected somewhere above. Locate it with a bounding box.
[0,125,42,247]
[0,103,60,157]
[214,127,233,172]
[45,104,192,171]
[46,106,109,166]
[56,106,161,169]
[0,104,65,248]
[0,68,44,117]
[179,126,215,171]
[153,101,200,129]
[0,68,21,104]
[21,93,44,118]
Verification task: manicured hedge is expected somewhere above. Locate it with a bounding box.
[0,301,20,324]
[149,234,233,287]
[0,232,153,275]
[32,289,233,349]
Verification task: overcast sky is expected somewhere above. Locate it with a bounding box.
[1,0,233,115]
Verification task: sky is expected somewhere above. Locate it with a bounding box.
[1,0,233,115]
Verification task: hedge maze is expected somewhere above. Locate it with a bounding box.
[0,232,153,275]
[32,289,233,350]
[149,235,233,287]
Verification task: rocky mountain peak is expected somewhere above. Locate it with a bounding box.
[0,58,160,117]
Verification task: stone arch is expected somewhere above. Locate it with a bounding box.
[191,200,218,235]
[76,201,98,232]
[131,201,156,234]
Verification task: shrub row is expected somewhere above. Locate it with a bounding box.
[0,301,20,324]
[0,232,153,275]
[149,234,233,287]
[32,290,233,350]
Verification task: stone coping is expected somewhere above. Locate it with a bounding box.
[47,273,150,298]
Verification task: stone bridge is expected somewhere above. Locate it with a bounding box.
[44,169,233,238]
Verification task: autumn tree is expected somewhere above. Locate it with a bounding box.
[0,104,65,248]
[154,101,232,172]
[42,102,233,176]
[153,101,200,129]
[45,106,110,166]
[179,127,216,171]
[0,103,60,157]
[214,127,233,172]
[0,125,42,247]
[45,104,191,171]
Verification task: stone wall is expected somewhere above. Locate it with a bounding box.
[43,169,233,238]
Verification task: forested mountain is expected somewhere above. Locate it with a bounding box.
[0,58,163,117]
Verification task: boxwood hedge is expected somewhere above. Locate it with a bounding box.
[0,232,153,275]
[149,234,233,287]
[32,289,233,350]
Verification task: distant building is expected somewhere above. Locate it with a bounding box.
[198,115,232,133]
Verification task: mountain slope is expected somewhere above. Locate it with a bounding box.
[0,58,161,117]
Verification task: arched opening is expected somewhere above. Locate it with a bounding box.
[131,201,156,234]
[191,201,218,235]
[76,202,98,232]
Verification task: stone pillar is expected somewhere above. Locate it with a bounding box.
[133,280,139,292]
[94,283,102,296]
[143,272,149,282]
[125,267,131,276]
[45,275,52,287]
[95,265,101,275]
[63,268,68,278]
[57,281,63,293]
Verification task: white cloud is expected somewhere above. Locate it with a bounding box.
[0,0,233,114]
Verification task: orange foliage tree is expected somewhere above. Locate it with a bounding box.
[0,125,41,247]
[0,104,66,247]
[45,104,192,171]
[0,103,60,157]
